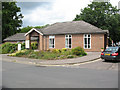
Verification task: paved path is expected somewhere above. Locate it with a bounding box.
[2,52,101,65]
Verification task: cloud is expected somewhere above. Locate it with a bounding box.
[17,0,120,27]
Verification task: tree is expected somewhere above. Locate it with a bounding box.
[2,2,23,41]
[19,24,49,33]
[74,2,120,44]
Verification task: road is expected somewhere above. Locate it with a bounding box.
[65,59,118,71]
[2,59,118,88]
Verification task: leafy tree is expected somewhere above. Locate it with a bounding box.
[74,2,120,44]
[19,26,33,33]
[19,24,49,33]
[2,2,23,41]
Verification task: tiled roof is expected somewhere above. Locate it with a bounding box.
[4,33,38,41]
[36,20,108,35]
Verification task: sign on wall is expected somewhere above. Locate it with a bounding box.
[25,40,30,49]
[18,44,21,51]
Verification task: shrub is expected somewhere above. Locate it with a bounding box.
[61,50,72,56]
[21,43,25,50]
[9,49,32,57]
[1,43,17,54]
[52,49,60,53]
[67,55,74,58]
[72,46,87,56]
[62,48,67,52]
[0,42,38,54]
[31,42,38,50]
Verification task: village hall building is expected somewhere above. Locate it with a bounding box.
[24,20,108,52]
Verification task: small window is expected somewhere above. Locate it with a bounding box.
[49,36,55,48]
[84,34,91,49]
[65,35,72,48]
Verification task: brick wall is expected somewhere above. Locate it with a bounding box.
[43,34,105,52]
[27,30,105,52]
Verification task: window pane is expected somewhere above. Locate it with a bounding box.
[85,44,87,48]
[84,38,87,44]
[66,38,68,44]
[88,38,90,44]
[84,34,87,37]
[69,35,71,38]
[49,38,55,48]
[65,45,68,48]
[69,38,71,44]
[66,35,68,37]
[49,39,52,44]
[53,39,54,44]
[69,44,71,48]
[88,44,90,48]
[88,35,90,37]
[52,45,54,48]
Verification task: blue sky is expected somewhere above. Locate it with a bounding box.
[17,0,120,27]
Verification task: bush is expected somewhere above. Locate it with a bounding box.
[21,43,25,50]
[62,48,67,52]
[31,42,38,50]
[52,49,60,53]
[72,46,87,56]
[9,49,32,57]
[1,43,17,54]
[0,42,38,54]
[67,55,74,58]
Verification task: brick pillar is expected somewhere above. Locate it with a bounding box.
[39,34,44,50]
[26,34,31,49]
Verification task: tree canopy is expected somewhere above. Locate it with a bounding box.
[2,2,23,41]
[19,24,49,33]
[74,2,120,44]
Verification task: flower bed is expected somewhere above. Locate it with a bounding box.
[9,47,87,60]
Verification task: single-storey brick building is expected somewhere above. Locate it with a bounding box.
[25,20,109,52]
[4,33,38,43]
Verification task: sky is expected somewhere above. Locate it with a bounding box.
[17,0,120,27]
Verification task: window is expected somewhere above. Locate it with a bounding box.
[49,36,55,48]
[84,34,91,49]
[65,35,72,48]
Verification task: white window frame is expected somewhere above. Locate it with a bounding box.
[83,34,91,49]
[49,36,55,48]
[65,35,72,48]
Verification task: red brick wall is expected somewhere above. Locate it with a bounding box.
[27,31,105,52]
[43,34,104,52]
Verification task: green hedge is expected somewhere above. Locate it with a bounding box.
[0,43,17,54]
[0,42,38,54]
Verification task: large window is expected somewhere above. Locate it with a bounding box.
[84,34,91,49]
[49,36,55,48]
[65,35,72,48]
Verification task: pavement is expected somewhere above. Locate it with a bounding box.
[1,52,101,66]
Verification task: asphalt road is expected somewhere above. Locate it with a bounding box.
[65,59,118,71]
[2,60,118,88]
